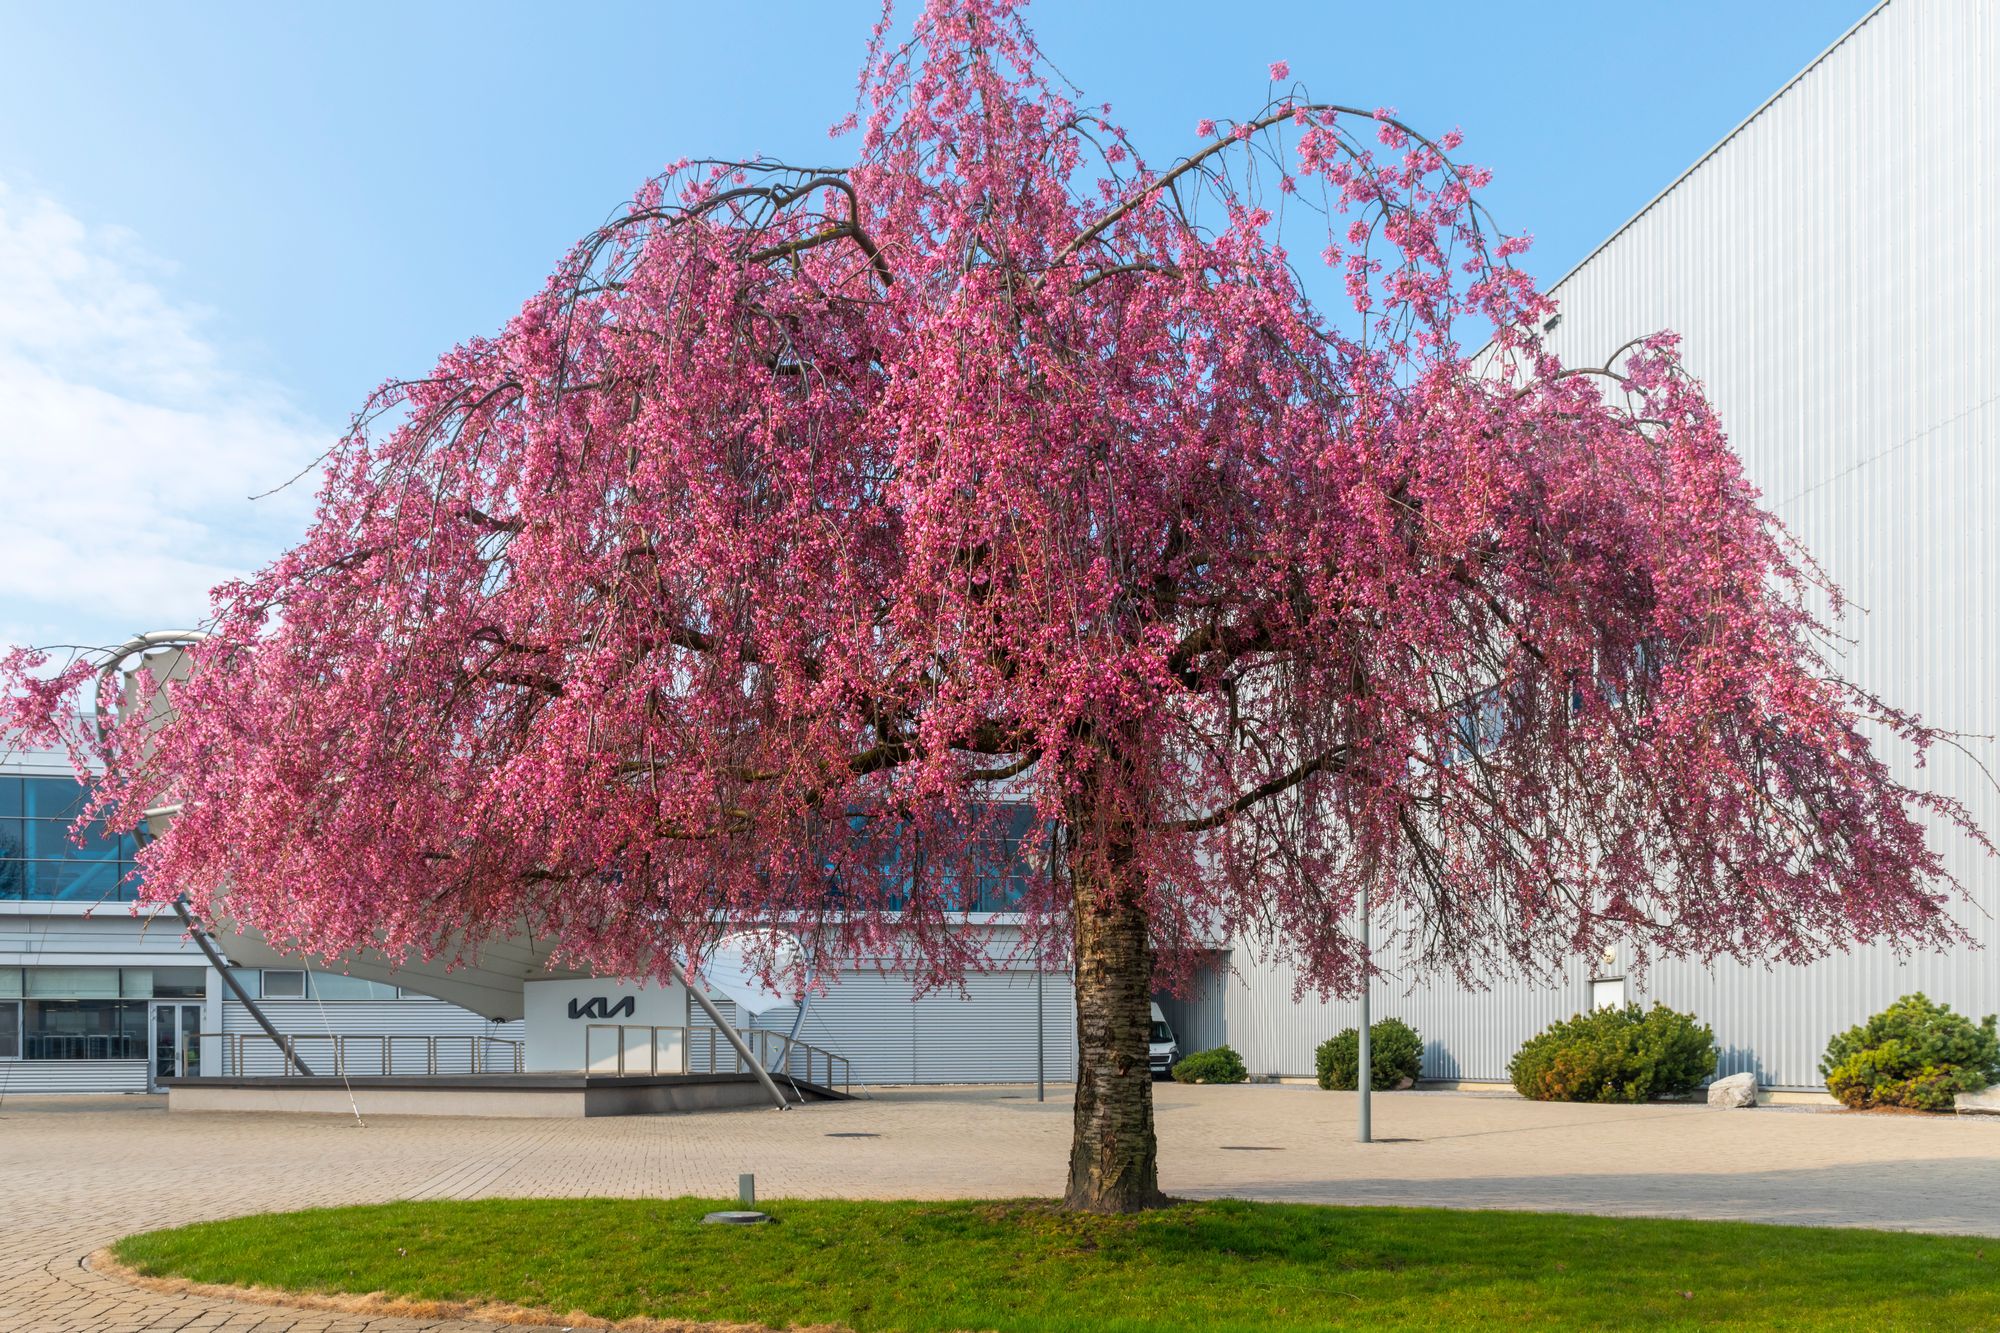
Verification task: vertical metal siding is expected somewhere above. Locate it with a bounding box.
[1532,0,2000,1088]
[1203,0,1999,1089]
[785,973,918,1084]
[1212,916,1598,1083]
[916,970,1076,1083]
[0,1060,149,1094]
[726,923,1078,1085]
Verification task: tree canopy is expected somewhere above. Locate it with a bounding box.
[2,0,1974,1211]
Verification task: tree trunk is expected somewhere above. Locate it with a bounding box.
[1064,841,1167,1212]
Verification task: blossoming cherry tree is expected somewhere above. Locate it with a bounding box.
[2,0,1974,1212]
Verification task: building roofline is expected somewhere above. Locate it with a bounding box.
[1542,0,1892,296]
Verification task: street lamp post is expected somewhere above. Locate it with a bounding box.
[1357,880,1372,1144]
[1035,937,1046,1103]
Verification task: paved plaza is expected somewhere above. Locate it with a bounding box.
[3,1084,1998,1330]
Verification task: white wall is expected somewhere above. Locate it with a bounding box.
[522,976,687,1073]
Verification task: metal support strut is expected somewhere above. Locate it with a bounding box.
[672,957,792,1110]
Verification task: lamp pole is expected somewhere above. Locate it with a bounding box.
[1035,937,1046,1103]
[1357,881,1371,1144]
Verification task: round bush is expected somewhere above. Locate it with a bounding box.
[1171,1045,1248,1084]
[1509,1003,1715,1103]
[1315,1019,1424,1091]
[1820,993,2000,1112]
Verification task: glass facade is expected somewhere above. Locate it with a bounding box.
[877,804,1041,913]
[21,999,147,1060]
[0,967,206,1060]
[0,776,141,902]
[230,967,409,1000]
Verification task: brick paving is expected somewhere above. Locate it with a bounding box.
[3,1085,1998,1330]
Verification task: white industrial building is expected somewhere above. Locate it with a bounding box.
[1163,0,2000,1090]
[4,0,1992,1101]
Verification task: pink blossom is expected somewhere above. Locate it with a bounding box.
[1268,60,1290,81]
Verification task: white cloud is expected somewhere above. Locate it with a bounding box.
[0,182,329,651]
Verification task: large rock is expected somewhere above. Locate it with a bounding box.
[1707,1071,1758,1109]
[1956,1085,2000,1116]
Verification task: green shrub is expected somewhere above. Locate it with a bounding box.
[1171,1045,1249,1084]
[1315,1019,1424,1091]
[1820,993,2000,1112]
[1509,1004,1716,1103]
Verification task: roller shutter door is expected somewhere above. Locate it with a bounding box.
[787,971,918,1085]
[914,969,1075,1084]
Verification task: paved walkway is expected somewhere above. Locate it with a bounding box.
[3,1085,1998,1330]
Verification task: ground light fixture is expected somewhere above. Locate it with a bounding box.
[703,1173,771,1224]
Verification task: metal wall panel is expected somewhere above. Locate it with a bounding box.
[0,1060,149,1094]
[916,970,1075,1084]
[783,972,917,1085]
[1205,917,1599,1083]
[1530,0,2000,1088]
[714,922,1078,1085]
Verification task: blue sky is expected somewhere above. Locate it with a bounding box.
[0,0,1876,651]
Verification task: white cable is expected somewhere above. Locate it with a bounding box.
[305,972,366,1128]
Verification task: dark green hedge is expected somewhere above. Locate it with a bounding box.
[1172,1045,1249,1084]
[1509,1004,1715,1103]
[1821,993,2000,1112]
[1316,1018,1424,1091]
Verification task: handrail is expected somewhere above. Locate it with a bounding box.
[581,1022,850,1095]
[196,1032,525,1077]
[186,1025,846,1094]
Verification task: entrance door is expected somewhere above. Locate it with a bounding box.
[149,1002,202,1090]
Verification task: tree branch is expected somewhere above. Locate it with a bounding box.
[1152,743,1349,834]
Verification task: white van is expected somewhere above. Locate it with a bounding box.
[1149,1002,1180,1079]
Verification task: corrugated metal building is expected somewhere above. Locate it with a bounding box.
[1169,0,2000,1089]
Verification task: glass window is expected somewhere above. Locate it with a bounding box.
[151,966,207,998]
[309,973,400,1001]
[972,805,1037,911]
[120,969,153,999]
[0,776,141,903]
[22,777,88,820]
[22,999,147,1060]
[21,816,123,862]
[0,967,20,999]
[24,967,122,999]
[20,860,128,900]
[0,999,18,1059]
[225,967,261,1000]
[261,969,306,999]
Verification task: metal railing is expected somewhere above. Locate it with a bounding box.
[22,1034,148,1061]
[197,1031,525,1077]
[582,1022,850,1095]
[179,1025,843,1093]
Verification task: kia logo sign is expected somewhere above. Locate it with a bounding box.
[567,996,638,1020]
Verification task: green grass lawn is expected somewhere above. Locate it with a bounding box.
[112,1196,2000,1331]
